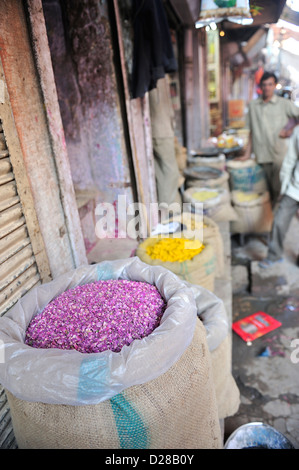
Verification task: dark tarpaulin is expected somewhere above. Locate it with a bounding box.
[131,0,178,99]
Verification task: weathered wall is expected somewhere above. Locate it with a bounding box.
[114,0,158,231]
[42,0,135,251]
[184,27,209,152]
[26,0,88,268]
[0,0,85,277]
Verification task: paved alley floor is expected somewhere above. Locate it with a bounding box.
[225,216,299,449]
[225,293,299,449]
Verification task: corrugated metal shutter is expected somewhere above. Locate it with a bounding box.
[0,120,42,317]
[0,120,43,449]
[0,386,17,449]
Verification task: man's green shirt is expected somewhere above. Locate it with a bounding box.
[246,94,299,165]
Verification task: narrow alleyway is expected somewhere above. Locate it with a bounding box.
[1,0,298,452]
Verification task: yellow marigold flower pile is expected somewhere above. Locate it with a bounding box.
[146,237,205,262]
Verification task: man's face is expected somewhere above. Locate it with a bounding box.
[261,77,276,100]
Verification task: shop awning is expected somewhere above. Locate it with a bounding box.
[167,0,200,26]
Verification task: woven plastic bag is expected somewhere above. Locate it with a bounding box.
[226,159,267,193]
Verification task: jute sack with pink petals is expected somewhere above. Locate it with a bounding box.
[0,258,223,449]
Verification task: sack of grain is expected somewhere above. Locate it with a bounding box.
[230,190,273,234]
[0,257,222,449]
[186,282,240,419]
[184,165,230,191]
[188,153,226,171]
[183,187,238,222]
[210,335,240,418]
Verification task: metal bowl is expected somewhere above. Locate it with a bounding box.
[224,422,294,449]
[190,147,220,157]
[183,166,223,180]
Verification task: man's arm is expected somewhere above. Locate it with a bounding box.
[279,117,299,138]
[280,101,299,138]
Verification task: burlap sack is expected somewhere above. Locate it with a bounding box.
[136,238,216,292]
[230,190,273,234]
[159,214,225,278]
[186,169,230,192]
[182,283,240,421]
[5,320,222,449]
[210,335,240,419]
[187,153,226,171]
[184,165,230,192]
[183,187,238,223]
[202,216,225,278]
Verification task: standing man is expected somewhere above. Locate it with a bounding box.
[149,76,180,207]
[259,125,299,267]
[239,72,299,206]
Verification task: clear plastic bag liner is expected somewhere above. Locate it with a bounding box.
[0,257,228,406]
[184,282,229,351]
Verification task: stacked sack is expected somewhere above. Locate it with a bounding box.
[136,235,216,293]
[183,187,238,223]
[226,159,273,235]
[184,165,230,192]
[135,241,240,421]
[226,159,267,193]
[153,212,225,278]
[188,152,226,171]
[230,190,273,234]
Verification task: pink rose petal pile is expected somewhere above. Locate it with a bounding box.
[25,280,166,353]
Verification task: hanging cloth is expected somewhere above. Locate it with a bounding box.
[131,0,177,99]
